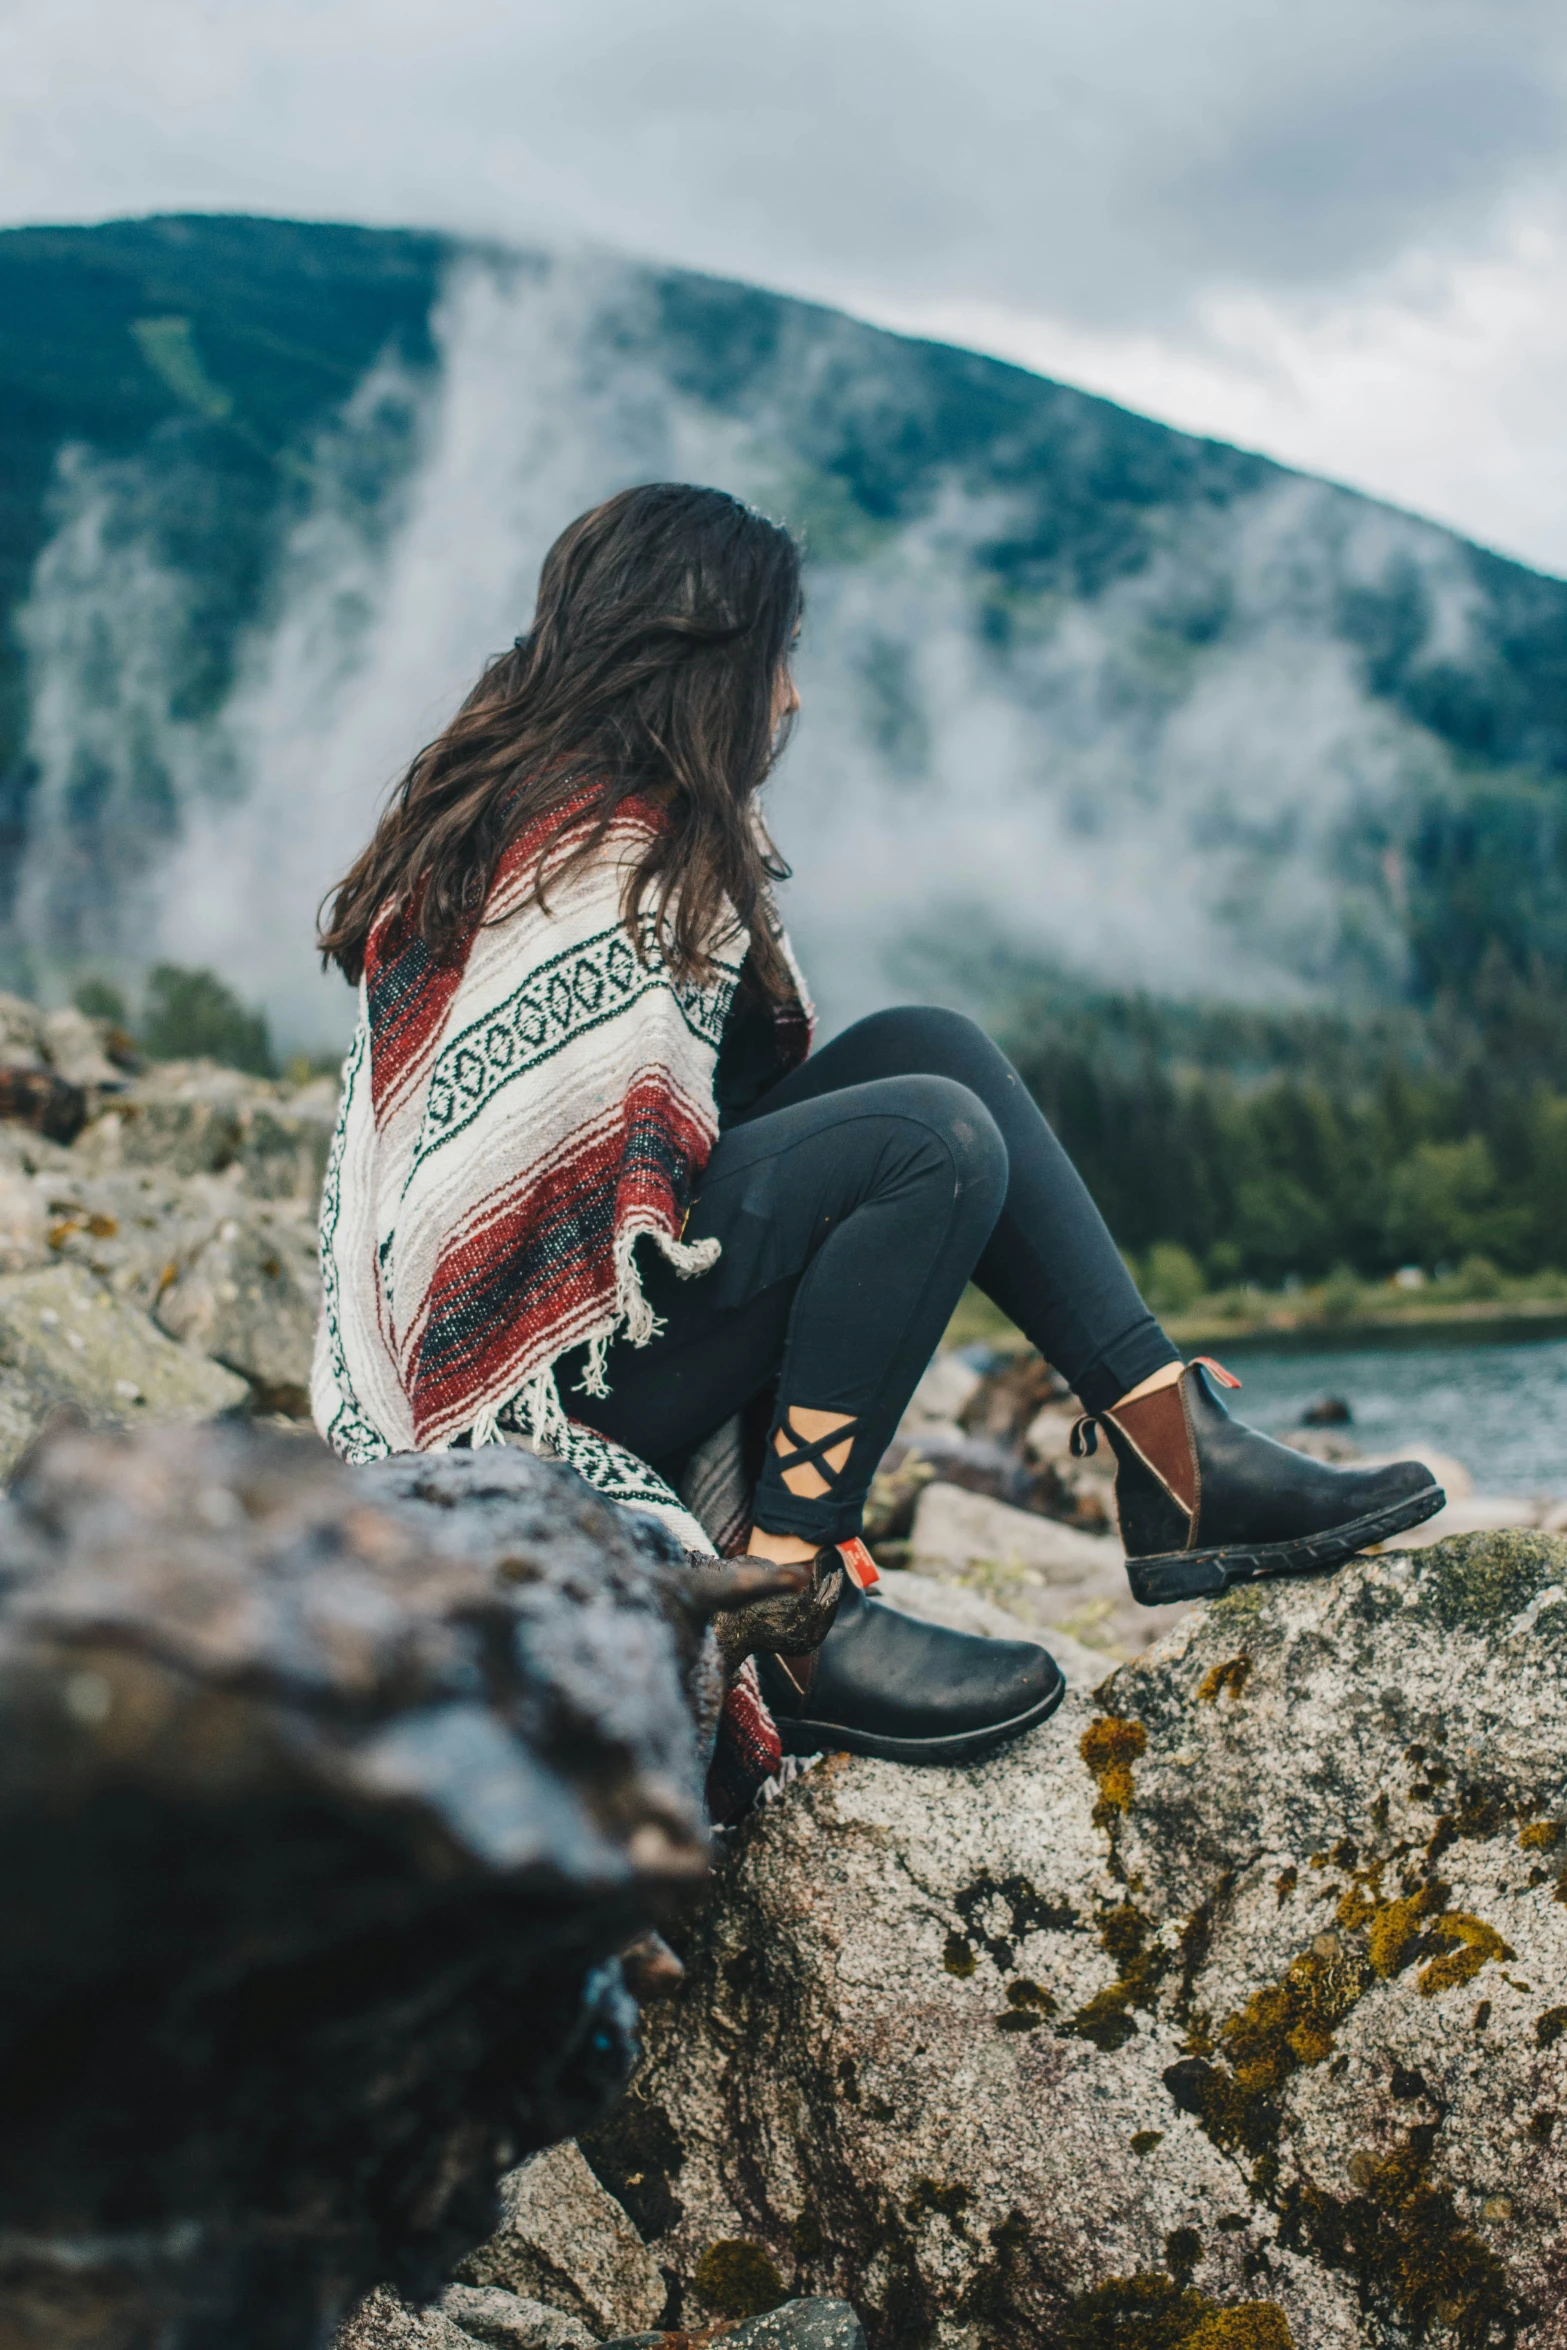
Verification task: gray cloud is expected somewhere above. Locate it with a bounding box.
[2,0,1566,562]
[1157,33,1563,287]
[3,0,1563,331]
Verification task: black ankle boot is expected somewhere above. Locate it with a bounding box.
[753,1553,1064,1764]
[1078,1359,1445,1606]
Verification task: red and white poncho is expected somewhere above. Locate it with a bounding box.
[312,792,812,1560]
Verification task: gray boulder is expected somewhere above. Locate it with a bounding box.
[235,1081,340,1200]
[0,1157,52,1273]
[0,990,47,1067]
[0,1260,247,1472]
[21,1165,223,1300]
[0,1158,320,1415]
[723,2303,868,2350]
[74,1060,337,1201]
[455,2139,664,2337]
[597,2303,870,2350]
[336,2290,478,2350]
[439,2283,598,2346]
[153,1194,320,1414]
[908,1478,1190,1658]
[40,1004,127,1090]
[584,1530,1567,2348]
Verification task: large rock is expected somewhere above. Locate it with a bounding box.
[718,2305,868,2350]
[0,1159,53,1273]
[153,1193,321,1414]
[0,1156,322,1417]
[73,1059,338,1200]
[0,993,129,1088]
[584,1531,1567,2348]
[439,2283,598,2346]
[338,2284,598,2350]
[0,990,48,1066]
[455,2140,665,2334]
[0,998,134,1137]
[336,2291,479,2350]
[40,1004,127,1090]
[23,1164,244,1304]
[0,1425,724,2349]
[909,1479,1190,1657]
[0,1260,247,1471]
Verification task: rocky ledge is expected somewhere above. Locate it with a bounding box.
[581,1529,1567,2349]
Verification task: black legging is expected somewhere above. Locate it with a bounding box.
[566,1006,1179,1543]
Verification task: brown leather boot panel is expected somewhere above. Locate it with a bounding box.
[1107,1381,1199,1516]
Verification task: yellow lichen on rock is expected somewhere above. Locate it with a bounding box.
[1417,1913,1513,1997]
[691,2237,788,2318]
[1224,1941,1369,2090]
[1062,2272,1294,2347]
[1196,1655,1252,1705]
[1080,1714,1147,1819]
[1335,1879,1445,1979]
[1186,2305,1295,2347]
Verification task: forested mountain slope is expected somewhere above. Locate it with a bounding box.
[3,214,1566,1284]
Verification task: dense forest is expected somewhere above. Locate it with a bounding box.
[996,955,1567,1290]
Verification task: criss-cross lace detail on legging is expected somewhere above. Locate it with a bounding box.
[773,1407,859,1498]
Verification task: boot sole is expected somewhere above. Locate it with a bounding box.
[770,1663,1066,1766]
[1126,1482,1447,1606]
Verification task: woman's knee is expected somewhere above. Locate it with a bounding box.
[838,1004,995,1082]
[878,1073,1008,1214]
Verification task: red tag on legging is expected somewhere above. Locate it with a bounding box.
[837,1536,881,1590]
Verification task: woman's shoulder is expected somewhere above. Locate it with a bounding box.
[480,788,669,928]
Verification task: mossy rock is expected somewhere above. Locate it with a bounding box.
[1420,1526,1567,1631]
[601,1533,1567,2345]
[693,2239,789,2318]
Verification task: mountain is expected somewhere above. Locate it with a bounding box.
[2,212,1566,1050]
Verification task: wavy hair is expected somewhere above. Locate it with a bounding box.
[319,483,803,995]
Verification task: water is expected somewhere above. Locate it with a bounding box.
[1225,1337,1567,1498]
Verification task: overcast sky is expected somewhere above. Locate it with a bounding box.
[4,0,1566,572]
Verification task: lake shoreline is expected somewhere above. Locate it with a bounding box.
[1169,1301,1567,1355]
[948,1282,1567,1358]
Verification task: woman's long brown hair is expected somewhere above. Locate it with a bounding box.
[318,483,803,995]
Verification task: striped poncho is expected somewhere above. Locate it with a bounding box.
[311,793,812,1566]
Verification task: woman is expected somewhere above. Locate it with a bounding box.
[314,483,1442,1785]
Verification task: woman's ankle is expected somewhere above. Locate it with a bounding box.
[1112,1360,1185,1411]
[747,1525,824,1567]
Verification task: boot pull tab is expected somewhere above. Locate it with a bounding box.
[837,1536,881,1591]
[1192,1354,1242,1389]
[1070,1414,1100,1459]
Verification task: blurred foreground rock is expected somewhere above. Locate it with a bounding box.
[586,1528,1567,2348]
[0,1422,720,2350]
